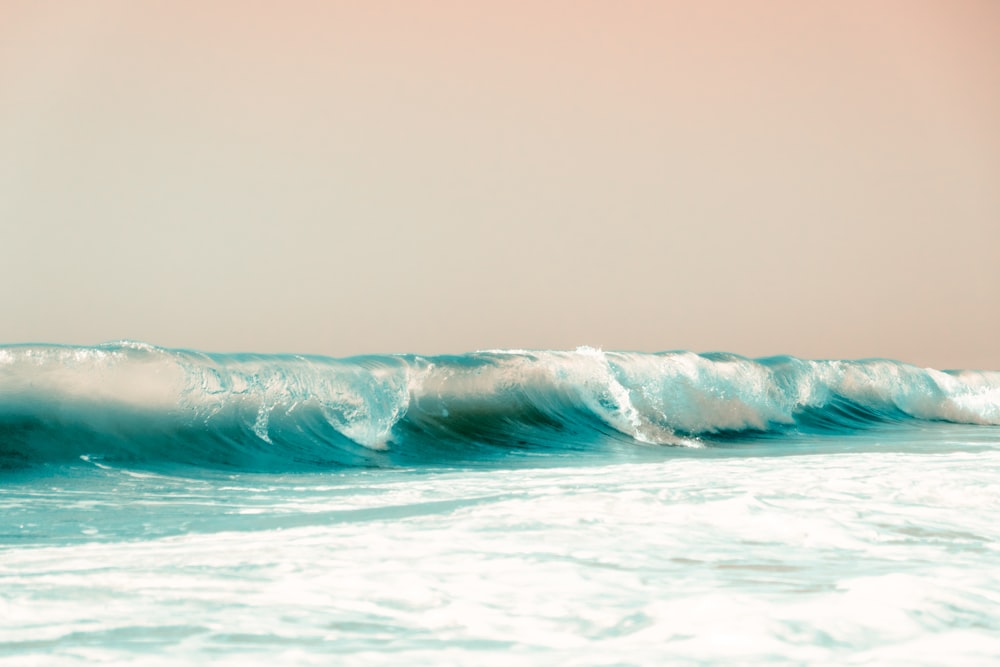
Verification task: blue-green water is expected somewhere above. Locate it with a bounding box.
[2,344,999,664]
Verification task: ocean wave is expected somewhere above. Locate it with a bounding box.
[1,342,998,469]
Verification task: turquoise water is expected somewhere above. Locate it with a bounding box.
[2,344,999,664]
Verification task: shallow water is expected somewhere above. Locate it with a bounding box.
[3,344,999,663]
[3,425,999,665]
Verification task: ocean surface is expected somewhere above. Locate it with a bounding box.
[2,342,999,665]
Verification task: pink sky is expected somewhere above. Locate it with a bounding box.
[1,2,998,367]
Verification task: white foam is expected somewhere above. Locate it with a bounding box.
[5,446,1000,664]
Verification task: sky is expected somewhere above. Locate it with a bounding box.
[1,1,998,368]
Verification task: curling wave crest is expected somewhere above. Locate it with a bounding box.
[1,343,998,469]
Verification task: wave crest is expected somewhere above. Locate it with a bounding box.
[1,343,997,468]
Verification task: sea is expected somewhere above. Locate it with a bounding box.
[2,342,999,665]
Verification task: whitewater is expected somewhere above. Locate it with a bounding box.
[2,343,999,665]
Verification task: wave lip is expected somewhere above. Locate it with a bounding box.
[1,343,998,469]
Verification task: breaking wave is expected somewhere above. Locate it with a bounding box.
[1,342,998,469]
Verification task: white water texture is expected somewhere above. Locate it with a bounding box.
[2,438,1000,665]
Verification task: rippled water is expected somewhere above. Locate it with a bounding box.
[3,425,999,665]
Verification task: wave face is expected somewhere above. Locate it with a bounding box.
[1,342,998,469]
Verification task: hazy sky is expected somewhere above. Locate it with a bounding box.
[2,1,998,368]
